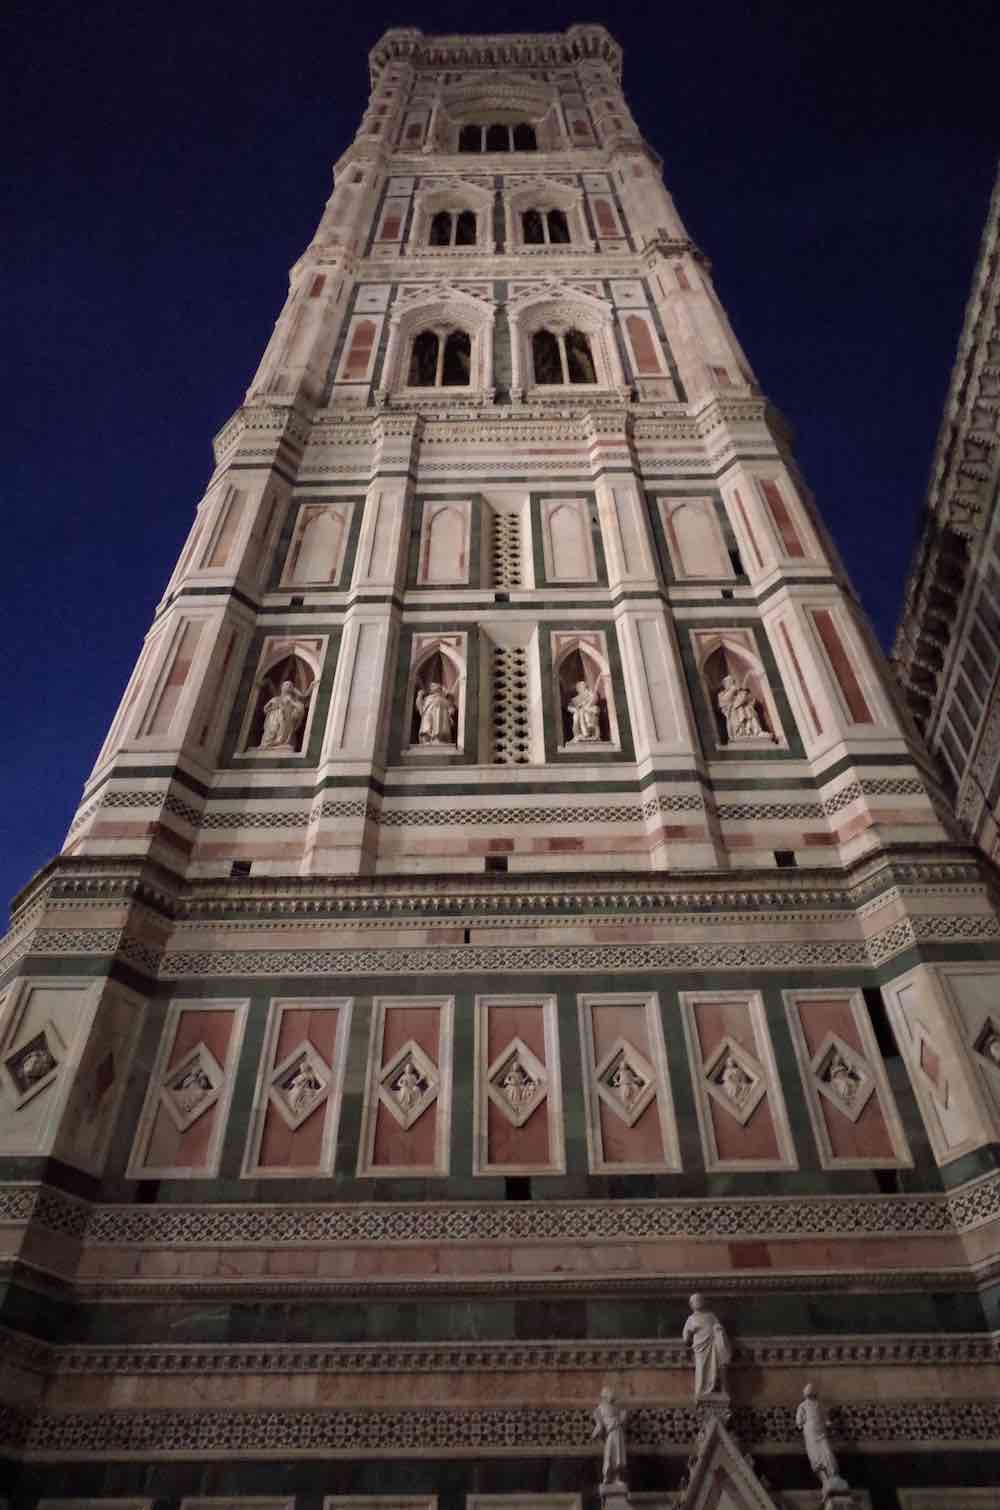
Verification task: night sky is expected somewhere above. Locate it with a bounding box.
[4,0,997,914]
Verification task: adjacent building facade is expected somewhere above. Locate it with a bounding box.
[893,166,1000,862]
[2,26,1000,1510]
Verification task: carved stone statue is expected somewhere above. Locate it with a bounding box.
[19,1046,55,1086]
[717,673,766,741]
[683,1293,731,1399]
[568,679,603,742]
[795,1384,849,1496]
[986,1034,1000,1067]
[502,1062,536,1105]
[259,680,312,750]
[612,1060,643,1106]
[416,681,456,744]
[172,1066,212,1115]
[591,1384,628,1484]
[286,1062,322,1114]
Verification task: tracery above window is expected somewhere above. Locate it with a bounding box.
[459,122,537,153]
[523,208,571,245]
[429,209,477,247]
[532,327,596,385]
[407,327,472,388]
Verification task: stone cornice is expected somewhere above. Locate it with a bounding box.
[368,26,624,85]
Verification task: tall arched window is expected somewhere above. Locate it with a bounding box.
[512,122,537,150]
[459,124,481,153]
[407,328,472,388]
[456,123,538,153]
[532,328,596,385]
[522,208,570,245]
[429,209,477,247]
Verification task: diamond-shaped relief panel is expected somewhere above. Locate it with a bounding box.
[811,1031,875,1123]
[378,1038,439,1131]
[595,1036,656,1127]
[703,1036,766,1126]
[160,1043,225,1133]
[4,1023,64,1110]
[487,1036,548,1128]
[973,1016,1000,1073]
[915,1025,950,1108]
[268,1040,330,1131]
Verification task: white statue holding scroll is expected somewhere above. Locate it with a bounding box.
[260,680,312,749]
[717,673,766,741]
[683,1293,731,1399]
[416,681,456,744]
[591,1385,628,1484]
[796,1384,849,1496]
[568,679,603,742]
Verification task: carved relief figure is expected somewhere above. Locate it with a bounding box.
[567,679,603,742]
[720,1053,751,1105]
[985,1033,1000,1067]
[172,1066,212,1115]
[416,682,456,744]
[393,1061,425,1111]
[795,1384,849,1494]
[682,1293,731,1399]
[259,680,312,750]
[502,1062,536,1105]
[17,1045,56,1087]
[612,1060,644,1107]
[717,673,766,741]
[591,1385,628,1484]
[827,1053,860,1104]
[286,1062,322,1115]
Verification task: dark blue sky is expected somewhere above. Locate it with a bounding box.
[3,0,996,914]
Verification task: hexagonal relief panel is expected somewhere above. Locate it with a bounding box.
[268,1039,330,1130]
[703,1035,766,1126]
[4,1023,65,1110]
[487,1036,548,1128]
[595,1036,656,1127]
[160,1042,225,1132]
[811,1031,875,1123]
[377,1038,439,1130]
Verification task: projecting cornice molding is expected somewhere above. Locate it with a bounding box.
[368,27,623,85]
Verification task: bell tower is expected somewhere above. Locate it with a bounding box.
[3,24,1000,1508]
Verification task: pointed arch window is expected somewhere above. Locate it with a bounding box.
[429,209,477,247]
[457,122,537,153]
[407,328,472,388]
[522,208,571,245]
[532,327,596,386]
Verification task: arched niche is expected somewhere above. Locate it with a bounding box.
[282,502,353,586]
[552,632,619,751]
[418,500,471,586]
[404,635,467,755]
[243,648,320,755]
[661,497,732,580]
[695,633,779,748]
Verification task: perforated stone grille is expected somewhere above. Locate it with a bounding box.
[491,646,531,764]
[491,512,522,587]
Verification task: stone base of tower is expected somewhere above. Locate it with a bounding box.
[2,845,1000,1501]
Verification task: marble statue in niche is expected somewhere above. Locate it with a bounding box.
[567,679,603,742]
[717,673,767,741]
[683,1293,731,1399]
[416,681,456,744]
[259,680,313,750]
[796,1384,849,1496]
[591,1385,628,1484]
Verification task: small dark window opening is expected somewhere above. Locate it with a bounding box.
[455,209,476,245]
[721,588,734,600]
[408,329,439,386]
[774,850,797,869]
[442,329,471,386]
[485,855,509,873]
[513,122,537,150]
[533,329,562,384]
[290,595,305,608]
[429,210,452,246]
[505,1176,531,1199]
[523,208,545,244]
[565,328,596,384]
[863,988,900,1058]
[547,208,570,243]
[486,123,509,152]
[459,124,481,152]
[231,860,253,877]
[728,546,745,576]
